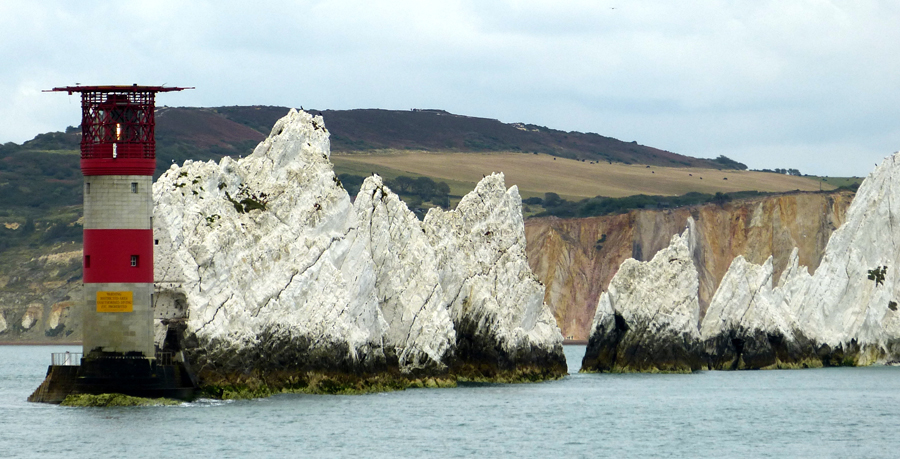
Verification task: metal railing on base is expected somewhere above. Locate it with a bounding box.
[50,351,176,366]
[51,352,82,366]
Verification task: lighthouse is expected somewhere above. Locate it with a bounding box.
[29,85,195,403]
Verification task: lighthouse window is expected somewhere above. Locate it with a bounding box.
[86,183,90,194]
[84,255,90,268]
[131,182,138,193]
[131,255,139,267]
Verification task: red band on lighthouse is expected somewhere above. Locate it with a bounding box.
[83,229,154,283]
[81,158,156,176]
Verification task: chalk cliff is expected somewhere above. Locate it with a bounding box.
[152,109,564,394]
[582,152,900,371]
[353,175,455,374]
[0,157,849,349]
[526,191,852,340]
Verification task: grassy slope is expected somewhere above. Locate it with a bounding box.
[333,150,836,200]
[332,156,473,195]
[815,176,865,188]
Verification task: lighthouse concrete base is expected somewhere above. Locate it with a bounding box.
[28,352,197,404]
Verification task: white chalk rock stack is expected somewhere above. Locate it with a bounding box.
[699,252,805,369]
[784,153,900,364]
[582,218,703,372]
[153,109,565,390]
[423,174,565,375]
[154,109,388,378]
[353,175,456,373]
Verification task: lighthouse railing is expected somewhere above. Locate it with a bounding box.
[51,352,83,366]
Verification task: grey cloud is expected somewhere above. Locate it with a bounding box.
[1,0,898,177]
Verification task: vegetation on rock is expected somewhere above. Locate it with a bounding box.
[868,265,888,287]
[61,393,181,407]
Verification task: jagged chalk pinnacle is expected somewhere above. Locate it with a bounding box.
[153,109,565,390]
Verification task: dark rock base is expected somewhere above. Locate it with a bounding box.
[582,325,890,373]
[181,324,568,399]
[580,317,703,373]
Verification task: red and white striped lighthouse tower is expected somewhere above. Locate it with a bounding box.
[37,85,199,400]
[49,85,188,360]
[27,85,197,402]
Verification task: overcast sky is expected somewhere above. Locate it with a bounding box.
[2,0,898,177]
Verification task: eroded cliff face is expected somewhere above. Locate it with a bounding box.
[525,191,852,340]
[0,249,82,343]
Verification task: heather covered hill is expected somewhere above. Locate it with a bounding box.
[315,109,722,168]
[0,105,844,258]
[155,107,265,153]
[207,106,733,168]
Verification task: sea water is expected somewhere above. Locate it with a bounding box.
[2,344,900,458]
